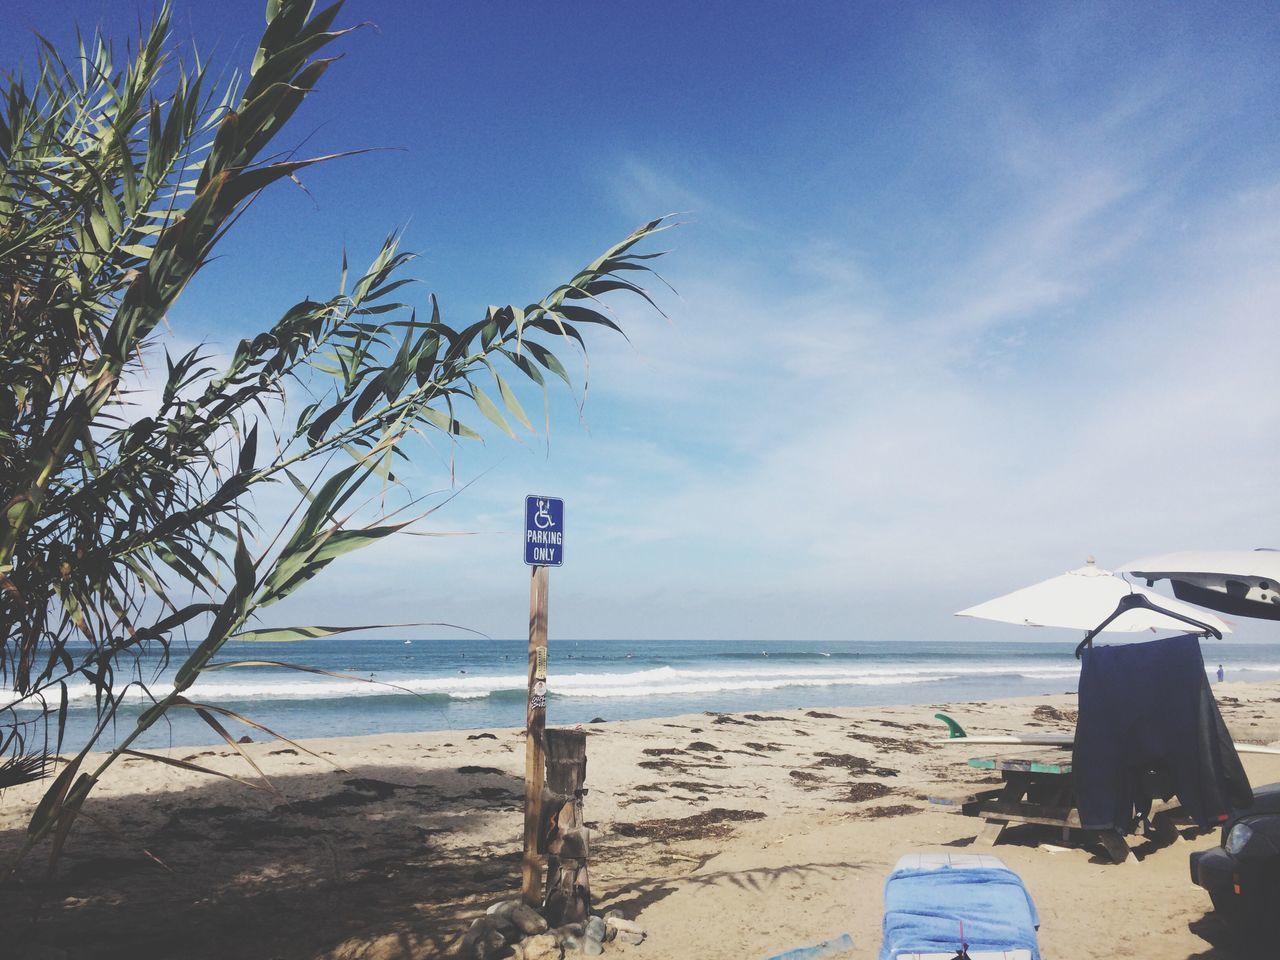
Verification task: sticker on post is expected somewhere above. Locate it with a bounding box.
[531,680,547,711]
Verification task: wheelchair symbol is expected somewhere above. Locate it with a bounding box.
[533,499,555,529]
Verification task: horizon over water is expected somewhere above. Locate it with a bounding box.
[26,636,1280,751]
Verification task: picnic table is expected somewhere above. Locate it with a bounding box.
[940,748,1151,864]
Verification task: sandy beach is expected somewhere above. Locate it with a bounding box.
[5,4,1278,960]
[4,682,1280,959]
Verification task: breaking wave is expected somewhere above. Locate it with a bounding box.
[19,661,1096,707]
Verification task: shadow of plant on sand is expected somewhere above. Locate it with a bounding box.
[2,759,530,960]
[596,859,871,919]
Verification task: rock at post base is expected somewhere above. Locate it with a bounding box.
[509,903,549,937]
[605,918,643,937]
[552,923,585,946]
[604,917,646,947]
[462,917,508,960]
[487,900,521,918]
[520,934,563,960]
[584,917,606,943]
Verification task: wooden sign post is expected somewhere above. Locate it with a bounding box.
[541,728,590,924]
[521,564,550,905]
[521,495,562,906]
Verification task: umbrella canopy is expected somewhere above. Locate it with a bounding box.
[956,559,1232,634]
[1122,549,1280,621]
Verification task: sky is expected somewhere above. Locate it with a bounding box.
[4,1,1280,643]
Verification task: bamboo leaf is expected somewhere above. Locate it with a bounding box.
[309,522,410,565]
[230,623,420,642]
[47,773,97,869]
[490,368,533,431]
[523,341,572,386]
[117,749,268,789]
[189,702,276,792]
[168,700,342,771]
[205,658,438,701]
[0,754,49,789]
[469,383,515,438]
[496,347,545,386]
[233,533,256,608]
[27,752,85,838]
[418,406,481,440]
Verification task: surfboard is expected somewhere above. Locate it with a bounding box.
[930,736,1280,756]
[930,713,1280,756]
[931,733,1074,747]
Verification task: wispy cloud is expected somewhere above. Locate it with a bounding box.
[133,4,1280,645]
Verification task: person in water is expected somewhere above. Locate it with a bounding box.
[1217,664,1225,683]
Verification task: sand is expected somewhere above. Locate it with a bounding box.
[4,682,1280,959]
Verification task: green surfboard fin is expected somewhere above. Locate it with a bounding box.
[934,712,967,739]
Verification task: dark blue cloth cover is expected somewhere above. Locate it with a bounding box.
[879,865,1040,960]
[1073,633,1252,831]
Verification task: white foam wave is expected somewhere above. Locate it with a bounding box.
[14,659,1280,709]
[6,662,1069,706]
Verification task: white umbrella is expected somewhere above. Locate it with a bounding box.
[955,558,1231,634]
[1122,549,1280,622]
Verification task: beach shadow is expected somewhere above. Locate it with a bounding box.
[941,817,1201,865]
[1,758,528,960]
[1078,819,1210,865]
[1186,912,1265,959]
[3,750,796,960]
[598,860,869,918]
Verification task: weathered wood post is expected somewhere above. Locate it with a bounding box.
[520,495,563,908]
[521,565,550,905]
[541,728,589,925]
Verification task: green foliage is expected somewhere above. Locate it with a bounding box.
[0,0,671,870]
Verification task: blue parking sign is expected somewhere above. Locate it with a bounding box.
[524,496,564,567]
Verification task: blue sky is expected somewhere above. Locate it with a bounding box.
[5,1,1280,642]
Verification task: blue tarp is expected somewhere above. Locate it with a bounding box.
[879,866,1040,960]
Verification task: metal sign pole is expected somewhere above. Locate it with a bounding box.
[521,563,550,905]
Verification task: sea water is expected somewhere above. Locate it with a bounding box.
[15,637,1280,751]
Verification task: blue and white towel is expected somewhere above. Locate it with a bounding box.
[879,865,1040,960]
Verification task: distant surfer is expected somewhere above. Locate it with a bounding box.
[1217,664,1225,683]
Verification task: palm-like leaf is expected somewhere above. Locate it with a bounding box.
[0,752,46,788]
[2,0,672,873]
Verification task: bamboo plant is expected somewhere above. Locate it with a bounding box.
[0,0,671,872]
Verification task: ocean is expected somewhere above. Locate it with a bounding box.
[21,637,1280,752]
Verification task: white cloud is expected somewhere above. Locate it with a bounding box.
[286,141,1279,643]
[136,18,1280,647]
